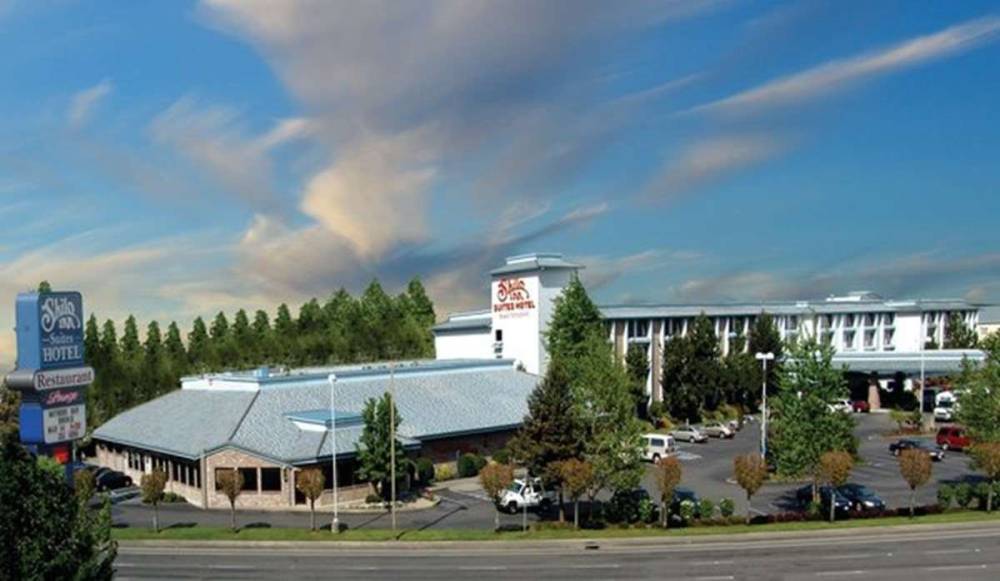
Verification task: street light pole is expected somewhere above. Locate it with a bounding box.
[389,361,397,534]
[328,374,339,534]
[755,352,775,460]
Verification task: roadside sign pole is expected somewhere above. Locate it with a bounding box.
[755,352,775,460]
[328,374,339,534]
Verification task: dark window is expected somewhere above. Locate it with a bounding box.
[261,468,281,492]
[239,468,258,492]
[495,329,503,342]
[193,465,200,488]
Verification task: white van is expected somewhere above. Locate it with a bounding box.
[643,433,676,463]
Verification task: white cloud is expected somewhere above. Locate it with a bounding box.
[149,97,312,213]
[644,133,788,200]
[68,79,113,128]
[689,16,1000,115]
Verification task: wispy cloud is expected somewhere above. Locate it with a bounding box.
[688,15,1000,116]
[67,79,113,128]
[643,133,788,201]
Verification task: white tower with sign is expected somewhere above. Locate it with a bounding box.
[490,253,581,376]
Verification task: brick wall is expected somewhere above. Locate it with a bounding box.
[419,429,516,464]
[205,449,291,509]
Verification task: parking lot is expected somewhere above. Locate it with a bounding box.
[651,413,980,516]
[111,412,980,531]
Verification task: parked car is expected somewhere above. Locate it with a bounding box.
[498,477,555,513]
[888,438,945,461]
[795,485,851,516]
[95,470,133,492]
[936,426,971,451]
[836,483,885,512]
[727,418,742,432]
[643,433,676,463]
[828,399,853,414]
[671,426,708,443]
[851,400,870,413]
[702,422,734,439]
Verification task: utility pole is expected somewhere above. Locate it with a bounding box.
[328,374,339,534]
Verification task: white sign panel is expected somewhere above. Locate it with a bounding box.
[34,366,94,391]
[44,404,86,444]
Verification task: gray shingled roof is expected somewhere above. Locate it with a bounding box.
[93,390,257,459]
[831,349,986,376]
[93,365,537,465]
[979,305,1000,324]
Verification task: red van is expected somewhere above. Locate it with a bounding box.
[936,426,971,451]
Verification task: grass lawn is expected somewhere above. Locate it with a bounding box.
[113,510,1000,542]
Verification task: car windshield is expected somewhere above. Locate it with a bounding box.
[937,400,954,409]
[507,482,523,493]
[841,484,872,497]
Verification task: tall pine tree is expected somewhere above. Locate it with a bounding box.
[545,275,603,363]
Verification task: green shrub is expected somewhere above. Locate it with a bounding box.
[937,484,954,510]
[457,453,486,478]
[638,497,656,524]
[162,492,185,503]
[679,499,696,523]
[717,404,740,421]
[365,493,383,505]
[955,483,973,509]
[974,482,992,510]
[698,498,715,520]
[434,463,456,482]
[415,458,435,484]
[492,448,511,465]
[806,500,823,520]
[719,498,735,518]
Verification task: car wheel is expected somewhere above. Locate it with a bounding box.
[941,443,949,451]
[507,502,518,514]
[893,449,900,457]
[652,454,661,464]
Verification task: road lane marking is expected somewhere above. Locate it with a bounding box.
[815,571,867,577]
[817,554,878,561]
[925,548,973,555]
[459,566,509,571]
[693,576,734,580]
[692,560,735,566]
[925,564,988,572]
[570,564,621,569]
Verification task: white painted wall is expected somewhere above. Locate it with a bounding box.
[894,313,923,352]
[492,274,543,374]
[434,330,494,361]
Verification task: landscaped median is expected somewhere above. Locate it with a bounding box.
[113,509,1000,543]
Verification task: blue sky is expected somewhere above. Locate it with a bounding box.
[1,0,999,360]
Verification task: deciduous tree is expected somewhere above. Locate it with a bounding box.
[653,456,682,528]
[556,459,594,529]
[625,343,650,418]
[295,468,325,531]
[819,451,853,522]
[140,468,167,533]
[899,449,932,518]
[954,358,1000,444]
[545,275,603,363]
[944,313,978,349]
[734,453,767,525]
[970,443,1000,512]
[479,463,515,531]
[216,469,244,531]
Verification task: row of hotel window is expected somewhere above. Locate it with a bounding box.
[213,467,283,493]
[126,451,201,488]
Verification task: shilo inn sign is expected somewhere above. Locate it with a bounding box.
[7,290,94,448]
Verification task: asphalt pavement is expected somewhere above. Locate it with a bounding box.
[115,521,1000,580]
[112,412,980,531]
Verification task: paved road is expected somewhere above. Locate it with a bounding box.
[115,522,1000,580]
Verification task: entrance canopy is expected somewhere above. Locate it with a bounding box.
[832,349,986,377]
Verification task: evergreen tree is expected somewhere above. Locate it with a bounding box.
[404,277,436,357]
[545,275,603,362]
[273,303,296,364]
[187,317,210,371]
[164,321,188,381]
[37,280,52,293]
[356,393,406,500]
[99,320,124,419]
[360,280,398,361]
[769,339,857,481]
[83,315,108,424]
[723,332,758,411]
[142,321,165,399]
[748,312,783,399]
[297,299,327,364]
[509,360,585,520]
[569,333,646,498]
[662,314,722,421]
[625,343,650,418]
[120,316,142,409]
[209,311,235,368]
[251,310,273,363]
[944,313,978,349]
[323,289,356,362]
[231,309,252,367]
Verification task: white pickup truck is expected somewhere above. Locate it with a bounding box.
[497,478,555,513]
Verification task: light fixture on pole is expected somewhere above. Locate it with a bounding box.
[328,373,339,534]
[755,352,775,460]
